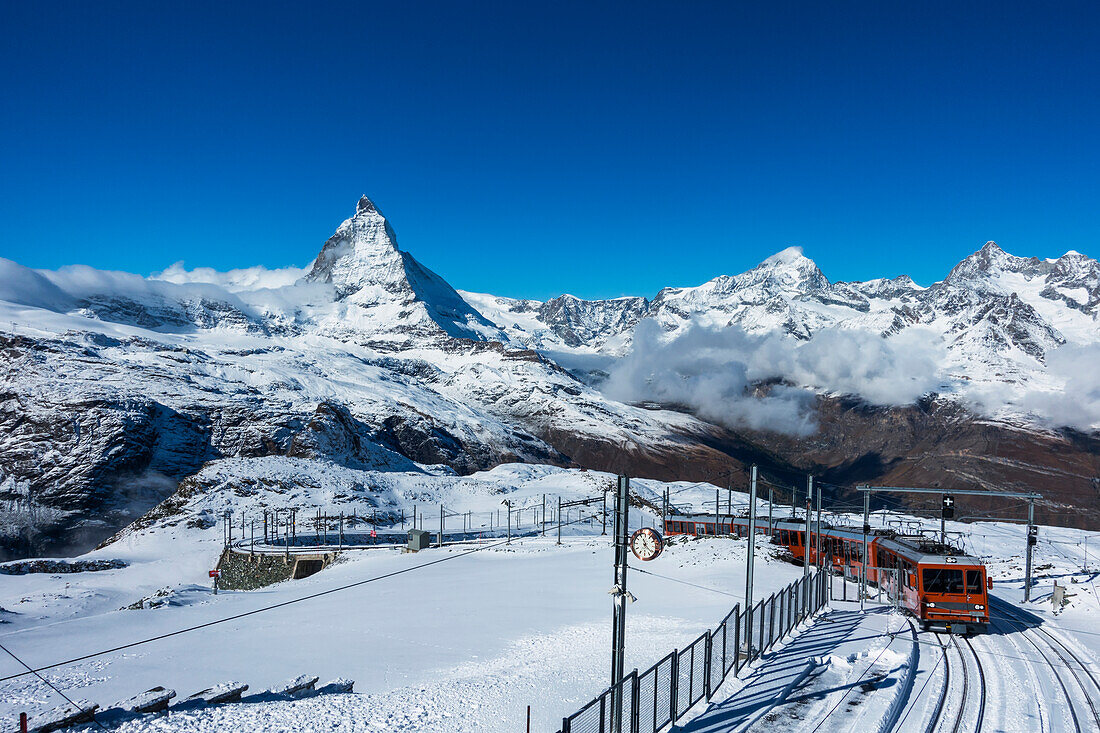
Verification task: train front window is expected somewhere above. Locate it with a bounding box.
[966,570,983,594]
[923,568,965,594]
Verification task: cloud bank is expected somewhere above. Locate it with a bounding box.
[153,262,310,292]
[603,320,946,436]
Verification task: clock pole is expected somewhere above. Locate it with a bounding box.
[610,474,630,733]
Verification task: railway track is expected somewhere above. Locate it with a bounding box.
[956,636,985,733]
[989,597,1100,731]
[927,631,986,733]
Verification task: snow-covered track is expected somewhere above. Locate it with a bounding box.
[949,634,969,733]
[925,632,986,733]
[990,597,1100,731]
[957,636,985,733]
[923,634,952,733]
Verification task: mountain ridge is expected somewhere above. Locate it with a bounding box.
[1,196,1098,560]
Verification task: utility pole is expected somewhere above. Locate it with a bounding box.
[715,488,720,536]
[1025,499,1036,602]
[439,505,444,549]
[861,488,870,613]
[603,489,608,535]
[662,488,668,532]
[802,477,812,617]
[767,486,774,535]
[815,476,823,573]
[507,501,512,545]
[745,466,758,656]
[558,496,562,545]
[610,475,631,733]
[542,493,546,537]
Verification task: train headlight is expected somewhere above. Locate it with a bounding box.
[926,602,936,608]
[973,604,984,610]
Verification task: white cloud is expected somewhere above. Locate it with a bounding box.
[1018,344,1100,431]
[602,320,946,436]
[152,261,311,292]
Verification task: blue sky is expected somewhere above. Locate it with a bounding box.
[2,2,1097,300]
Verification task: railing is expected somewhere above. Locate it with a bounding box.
[559,569,828,733]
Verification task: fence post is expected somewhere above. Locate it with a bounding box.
[721,620,728,680]
[757,602,765,658]
[670,650,679,722]
[20,713,27,733]
[631,669,640,733]
[562,717,571,733]
[704,631,713,700]
[770,594,778,647]
[733,607,741,673]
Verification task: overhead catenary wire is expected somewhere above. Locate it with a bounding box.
[0,510,602,684]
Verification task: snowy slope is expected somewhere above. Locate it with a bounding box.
[1,465,1097,733]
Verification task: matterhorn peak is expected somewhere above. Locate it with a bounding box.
[305,195,402,297]
[355,194,379,216]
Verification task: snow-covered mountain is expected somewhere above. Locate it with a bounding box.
[464,241,1100,415]
[1,196,1098,559]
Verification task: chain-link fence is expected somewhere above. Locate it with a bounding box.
[559,569,828,733]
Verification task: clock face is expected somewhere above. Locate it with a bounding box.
[630,527,664,561]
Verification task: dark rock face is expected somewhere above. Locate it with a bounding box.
[537,295,649,348]
[547,396,1100,530]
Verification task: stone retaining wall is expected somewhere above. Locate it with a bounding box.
[216,548,335,590]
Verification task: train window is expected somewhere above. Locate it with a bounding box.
[779,530,788,544]
[966,570,982,593]
[923,568,965,594]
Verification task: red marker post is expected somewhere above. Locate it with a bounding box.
[209,568,220,594]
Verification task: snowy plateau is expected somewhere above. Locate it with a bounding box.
[0,196,1099,732]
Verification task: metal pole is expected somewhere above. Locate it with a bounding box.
[803,476,812,618]
[603,489,608,535]
[1024,499,1035,602]
[439,505,444,548]
[250,519,254,558]
[558,496,562,545]
[861,489,870,612]
[542,493,546,536]
[715,488,720,537]
[507,503,512,545]
[745,466,758,655]
[767,487,773,534]
[610,475,630,733]
[815,477,823,576]
[940,492,946,546]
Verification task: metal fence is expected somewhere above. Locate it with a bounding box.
[559,569,828,733]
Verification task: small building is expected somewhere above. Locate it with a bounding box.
[407,529,432,552]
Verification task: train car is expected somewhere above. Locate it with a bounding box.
[663,511,990,633]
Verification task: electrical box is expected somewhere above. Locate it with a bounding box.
[407,529,431,552]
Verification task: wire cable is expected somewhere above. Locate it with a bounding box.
[0,512,600,684]
[0,640,110,731]
[631,566,743,599]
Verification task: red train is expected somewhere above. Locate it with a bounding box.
[664,512,990,633]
